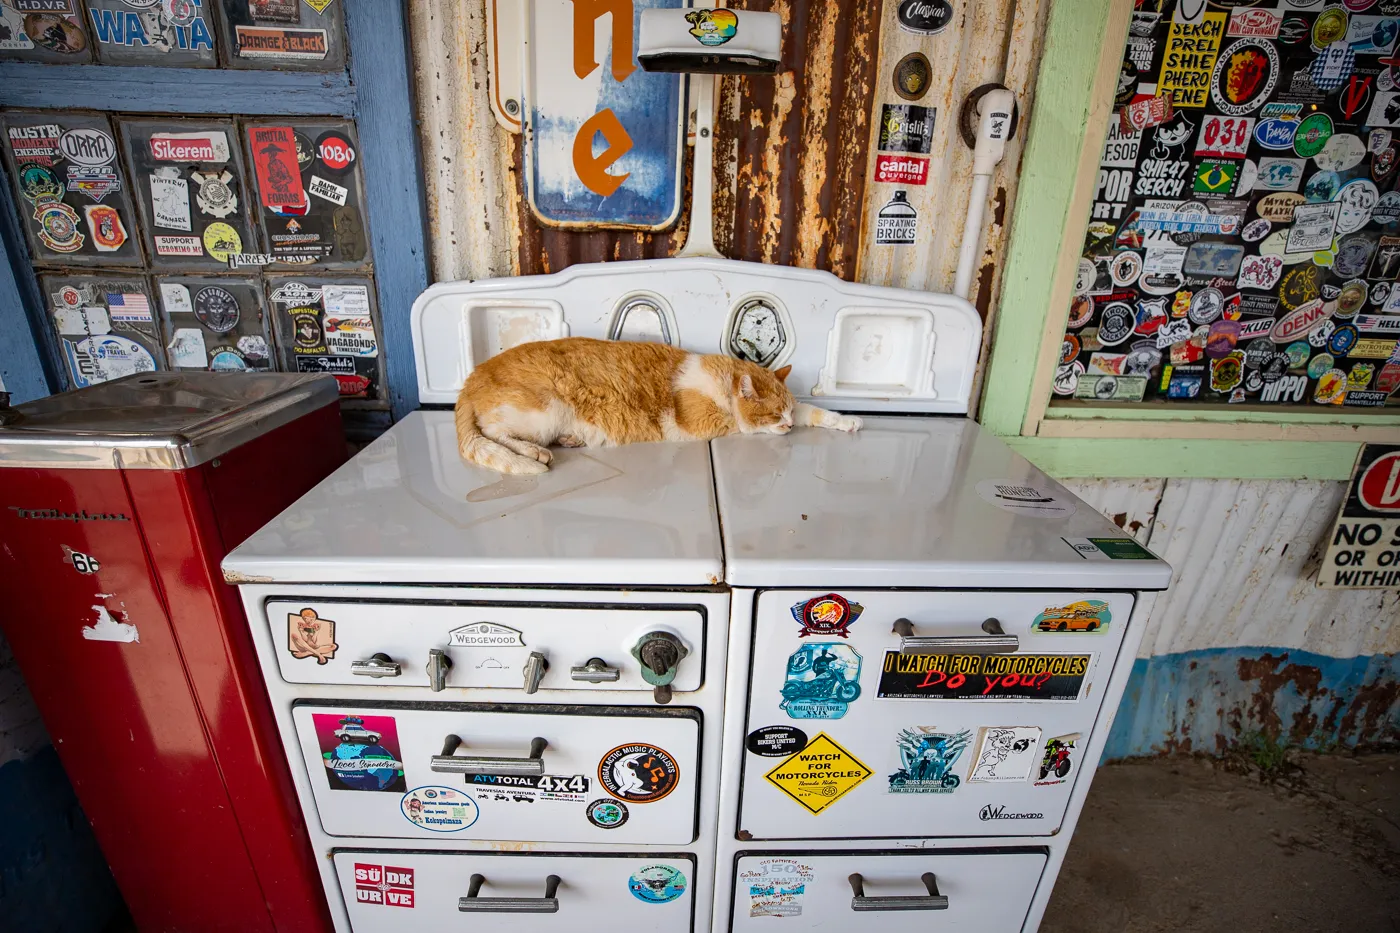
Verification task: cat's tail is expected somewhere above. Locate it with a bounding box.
[455,397,548,474]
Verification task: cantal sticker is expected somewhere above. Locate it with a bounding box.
[763,732,872,814]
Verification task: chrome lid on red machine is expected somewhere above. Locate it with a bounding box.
[0,372,339,470]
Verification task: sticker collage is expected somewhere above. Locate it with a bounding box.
[751,594,1104,820]
[2,113,383,402]
[1060,0,1400,407]
[0,0,347,70]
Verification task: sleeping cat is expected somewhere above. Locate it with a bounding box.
[455,337,862,474]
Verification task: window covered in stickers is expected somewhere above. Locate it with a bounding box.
[0,1,91,62]
[1056,0,1400,410]
[0,110,388,411]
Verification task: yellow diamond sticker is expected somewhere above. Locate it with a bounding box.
[303,0,336,13]
[764,732,872,814]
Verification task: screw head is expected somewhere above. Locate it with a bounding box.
[504,98,520,116]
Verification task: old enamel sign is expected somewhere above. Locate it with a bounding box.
[523,0,685,229]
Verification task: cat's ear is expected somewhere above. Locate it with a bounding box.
[774,365,792,383]
[739,374,756,399]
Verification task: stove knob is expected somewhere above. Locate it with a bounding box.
[522,651,549,694]
[426,648,453,692]
[630,632,689,704]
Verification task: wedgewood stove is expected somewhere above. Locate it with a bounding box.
[224,257,1172,932]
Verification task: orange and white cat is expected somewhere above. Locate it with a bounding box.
[455,337,862,474]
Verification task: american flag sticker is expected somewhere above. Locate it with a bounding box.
[106,292,152,322]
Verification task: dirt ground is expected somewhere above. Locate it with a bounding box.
[1042,752,1400,933]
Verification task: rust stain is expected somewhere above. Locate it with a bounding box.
[1237,653,1326,743]
[1338,677,1400,742]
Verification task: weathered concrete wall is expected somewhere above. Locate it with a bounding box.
[1065,479,1400,758]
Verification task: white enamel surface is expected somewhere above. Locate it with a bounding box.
[266,600,704,693]
[410,258,982,414]
[816,306,936,397]
[711,417,1172,589]
[416,297,566,399]
[729,851,1046,932]
[222,411,723,586]
[334,852,694,931]
[637,8,783,65]
[735,590,1134,841]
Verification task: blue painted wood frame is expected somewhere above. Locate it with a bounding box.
[0,0,427,419]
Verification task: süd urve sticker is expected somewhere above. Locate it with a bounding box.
[288,607,337,663]
[790,593,862,637]
[764,732,872,814]
[877,652,1092,701]
[780,642,862,719]
[311,713,405,792]
[352,863,414,909]
[888,726,971,794]
[598,743,679,803]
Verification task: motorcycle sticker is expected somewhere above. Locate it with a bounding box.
[1035,733,1081,787]
[1033,600,1112,633]
[400,786,479,832]
[780,642,862,719]
[764,732,872,814]
[790,593,862,638]
[887,726,971,795]
[628,864,686,904]
[311,713,405,792]
[597,743,679,804]
[877,652,1091,701]
[967,726,1042,783]
[287,606,337,663]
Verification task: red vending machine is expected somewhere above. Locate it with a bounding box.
[0,372,346,933]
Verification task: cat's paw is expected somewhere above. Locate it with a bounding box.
[557,434,586,448]
[500,457,549,475]
[830,413,863,433]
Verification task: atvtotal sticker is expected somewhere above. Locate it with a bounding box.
[974,479,1077,518]
[287,607,337,663]
[598,743,680,803]
[353,863,415,909]
[1035,733,1081,787]
[312,713,406,792]
[401,786,479,832]
[967,726,1042,783]
[1061,536,1157,560]
[628,864,686,904]
[780,642,862,720]
[464,772,588,804]
[888,726,971,794]
[790,593,862,638]
[740,858,814,918]
[1032,599,1111,633]
[876,652,1092,701]
[764,732,872,814]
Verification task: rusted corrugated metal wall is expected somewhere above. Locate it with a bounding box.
[1064,478,1400,758]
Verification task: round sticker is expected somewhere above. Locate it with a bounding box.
[746,725,809,758]
[1210,39,1278,116]
[19,164,62,203]
[1241,218,1271,242]
[1053,360,1084,396]
[974,479,1077,518]
[1279,16,1310,44]
[892,52,931,101]
[401,786,479,832]
[1329,324,1359,355]
[202,222,242,263]
[1262,354,1289,383]
[1210,352,1245,392]
[1313,7,1350,48]
[1332,236,1375,279]
[1244,337,1277,370]
[585,798,629,830]
[36,202,83,253]
[1285,342,1312,369]
[1067,295,1094,329]
[1373,190,1400,226]
[162,0,198,28]
[1315,134,1366,173]
[1314,368,1348,403]
[1335,178,1380,234]
[59,128,115,168]
[1060,334,1081,365]
[1097,302,1135,346]
[194,285,240,333]
[56,285,82,308]
[1371,281,1392,306]
[1188,287,1225,325]
[1310,319,1337,347]
[293,131,315,169]
[1293,113,1334,159]
[1338,280,1368,316]
[316,131,357,174]
[629,865,686,904]
[1308,352,1336,378]
[1110,251,1142,286]
[209,348,250,372]
[598,744,680,804]
[1303,170,1340,203]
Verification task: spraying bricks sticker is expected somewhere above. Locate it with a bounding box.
[287,606,337,663]
[764,732,871,814]
[874,191,918,244]
[790,593,862,638]
[888,726,970,794]
[353,863,414,909]
[876,652,1093,701]
[598,743,679,803]
[1035,733,1081,787]
[974,479,1077,518]
[741,859,814,918]
[312,713,406,792]
[401,786,479,832]
[967,726,1042,783]
[780,642,862,719]
[1318,444,1400,588]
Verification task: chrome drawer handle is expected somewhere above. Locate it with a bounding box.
[430,734,548,775]
[459,873,561,913]
[848,872,948,911]
[894,618,1019,655]
[351,653,402,678]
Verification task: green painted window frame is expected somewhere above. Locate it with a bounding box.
[977,0,1400,481]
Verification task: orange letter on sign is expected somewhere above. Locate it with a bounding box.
[572,0,635,81]
[572,108,633,197]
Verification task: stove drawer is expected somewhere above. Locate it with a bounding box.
[268,599,705,696]
[293,702,700,844]
[730,850,1045,932]
[334,850,695,931]
[738,590,1135,840]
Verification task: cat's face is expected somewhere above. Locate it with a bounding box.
[735,364,795,434]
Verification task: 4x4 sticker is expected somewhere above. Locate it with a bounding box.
[288,607,337,663]
[876,652,1092,701]
[464,772,588,804]
[888,726,970,794]
[598,743,679,803]
[312,713,405,792]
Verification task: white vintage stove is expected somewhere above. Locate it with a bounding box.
[224,257,1171,933]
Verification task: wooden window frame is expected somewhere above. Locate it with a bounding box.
[977,0,1400,481]
[0,0,429,424]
